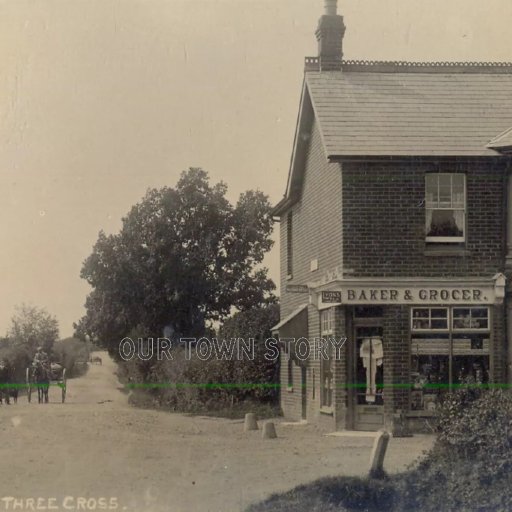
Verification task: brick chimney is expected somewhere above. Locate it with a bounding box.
[315,0,345,71]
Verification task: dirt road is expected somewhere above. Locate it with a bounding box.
[0,352,433,512]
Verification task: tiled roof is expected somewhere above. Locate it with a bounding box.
[306,62,512,157]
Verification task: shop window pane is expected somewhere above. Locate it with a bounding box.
[413,319,429,330]
[431,319,448,329]
[412,307,449,331]
[472,318,488,329]
[453,307,489,330]
[321,308,334,335]
[453,317,471,329]
[453,356,489,386]
[411,355,449,411]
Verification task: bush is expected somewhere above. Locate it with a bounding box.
[398,388,512,511]
[217,304,280,405]
[248,389,512,512]
[438,388,512,470]
[247,476,396,512]
[119,305,280,415]
[52,338,89,377]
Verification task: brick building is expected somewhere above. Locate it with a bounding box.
[272,0,512,433]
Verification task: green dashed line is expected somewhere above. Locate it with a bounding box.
[123,382,507,390]
[0,383,65,389]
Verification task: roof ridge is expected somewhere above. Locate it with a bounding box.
[342,59,512,67]
[304,57,512,73]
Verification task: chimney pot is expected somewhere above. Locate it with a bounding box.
[324,0,337,15]
[315,1,345,71]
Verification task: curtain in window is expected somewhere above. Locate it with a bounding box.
[454,210,464,233]
[425,209,433,234]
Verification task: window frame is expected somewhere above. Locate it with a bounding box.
[425,173,466,243]
[452,307,490,332]
[320,308,334,409]
[411,307,450,332]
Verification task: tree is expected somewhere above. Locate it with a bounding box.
[8,304,60,353]
[78,168,276,350]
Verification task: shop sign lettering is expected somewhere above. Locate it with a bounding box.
[319,287,493,305]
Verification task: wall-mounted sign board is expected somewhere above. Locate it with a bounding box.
[286,284,309,294]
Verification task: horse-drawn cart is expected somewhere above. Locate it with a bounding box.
[26,363,67,403]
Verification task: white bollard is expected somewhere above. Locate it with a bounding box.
[244,413,258,431]
[261,421,277,439]
[369,430,390,478]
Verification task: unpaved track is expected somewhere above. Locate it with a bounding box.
[0,352,434,512]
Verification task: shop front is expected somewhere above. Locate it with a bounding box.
[311,273,507,432]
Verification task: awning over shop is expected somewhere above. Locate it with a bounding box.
[271,303,308,337]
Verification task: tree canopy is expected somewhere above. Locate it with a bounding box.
[77,168,276,348]
[7,303,60,352]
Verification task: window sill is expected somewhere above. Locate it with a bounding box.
[286,386,294,393]
[286,274,293,281]
[320,406,334,415]
[406,410,437,418]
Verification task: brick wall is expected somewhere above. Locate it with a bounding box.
[277,132,509,427]
[278,117,343,421]
[333,306,348,429]
[492,303,507,384]
[280,118,343,318]
[342,161,507,277]
[382,305,410,426]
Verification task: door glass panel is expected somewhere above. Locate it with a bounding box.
[355,326,383,406]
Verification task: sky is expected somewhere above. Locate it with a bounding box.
[2,0,512,338]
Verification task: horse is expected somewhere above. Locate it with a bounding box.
[31,363,50,403]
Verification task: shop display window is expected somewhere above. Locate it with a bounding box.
[411,306,490,412]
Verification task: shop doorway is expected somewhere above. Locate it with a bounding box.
[353,323,385,431]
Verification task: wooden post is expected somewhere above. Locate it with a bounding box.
[369,430,390,478]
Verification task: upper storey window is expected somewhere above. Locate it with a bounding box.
[425,173,466,243]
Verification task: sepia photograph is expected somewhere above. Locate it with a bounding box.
[2,0,512,510]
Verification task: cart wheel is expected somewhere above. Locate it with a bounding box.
[61,368,67,403]
[26,368,32,403]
